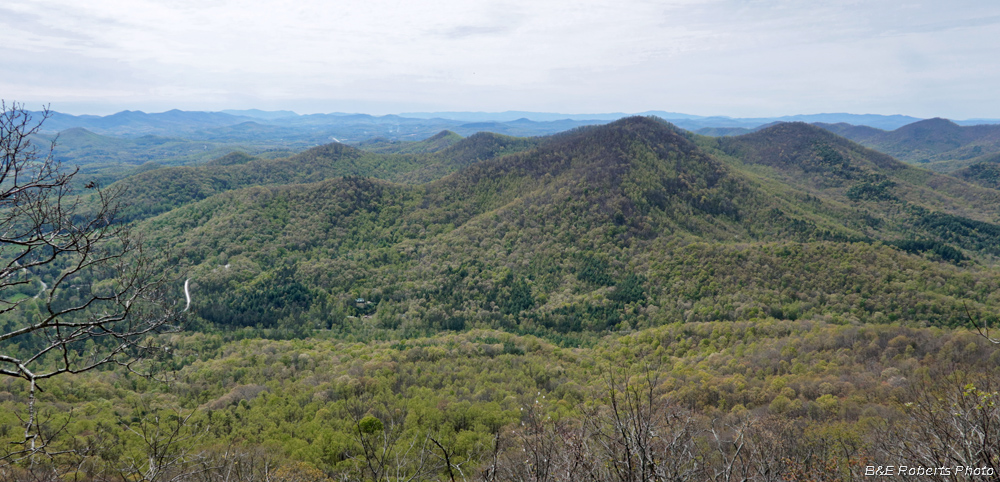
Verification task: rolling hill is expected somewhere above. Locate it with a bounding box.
[356,130,464,154]
[7,115,1000,480]
[127,117,1000,343]
[816,118,1000,172]
[950,153,1000,190]
[113,130,541,221]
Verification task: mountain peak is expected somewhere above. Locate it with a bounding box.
[902,117,961,130]
[718,120,907,172]
[427,130,459,141]
[753,121,832,137]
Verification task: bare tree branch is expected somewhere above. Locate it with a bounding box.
[965,302,999,344]
[0,101,185,465]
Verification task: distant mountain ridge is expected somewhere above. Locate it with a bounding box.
[815,118,1000,172]
[405,111,941,130]
[220,109,299,119]
[36,108,1000,140]
[32,109,611,142]
[29,108,1000,191]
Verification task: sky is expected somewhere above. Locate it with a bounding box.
[2,0,999,119]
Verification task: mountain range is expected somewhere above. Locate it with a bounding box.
[815,117,1000,173]
[38,108,1000,140]
[402,111,938,130]
[31,109,1000,183]
[35,109,607,139]
[96,116,1000,343]
[7,112,1000,478]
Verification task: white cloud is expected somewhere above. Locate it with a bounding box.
[3,0,999,118]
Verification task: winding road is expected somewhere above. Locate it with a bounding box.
[34,279,47,299]
[13,261,48,299]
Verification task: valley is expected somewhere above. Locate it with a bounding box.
[3,113,1000,481]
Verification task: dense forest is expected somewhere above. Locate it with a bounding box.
[3,115,1000,481]
[815,118,1000,173]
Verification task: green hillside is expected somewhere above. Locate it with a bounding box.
[392,131,543,184]
[816,118,1000,172]
[115,132,541,221]
[713,123,1000,254]
[128,118,1000,345]
[4,320,997,480]
[6,116,1000,480]
[952,155,1000,190]
[356,130,464,154]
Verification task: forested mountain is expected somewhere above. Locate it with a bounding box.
[118,143,408,220]
[694,125,760,136]
[126,118,1000,345]
[714,122,1000,230]
[26,110,608,191]
[115,130,541,221]
[816,118,1000,172]
[952,156,1000,190]
[40,109,1000,194]
[6,115,1000,481]
[356,130,464,154]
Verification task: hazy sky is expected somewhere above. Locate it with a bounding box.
[3,0,999,118]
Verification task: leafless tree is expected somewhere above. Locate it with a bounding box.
[341,392,437,482]
[491,398,574,482]
[186,445,283,482]
[116,399,209,482]
[589,361,700,482]
[0,101,184,463]
[486,395,602,482]
[872,373,1000,481]
[706,415,753,482]
[739,416,795,482]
